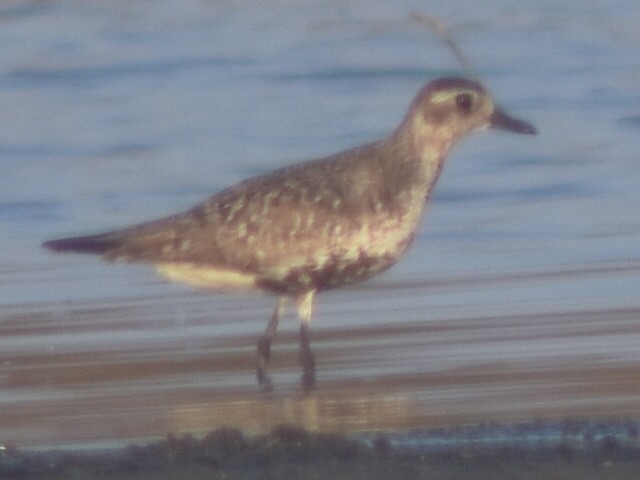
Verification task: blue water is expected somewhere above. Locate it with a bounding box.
[0,0,639,447]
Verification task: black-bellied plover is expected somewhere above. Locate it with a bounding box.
[43,77,537,391]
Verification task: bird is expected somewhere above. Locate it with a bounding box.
[43,77,537,391]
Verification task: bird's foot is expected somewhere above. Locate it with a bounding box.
[300,370,316,393]
[299,345,316,392]
[257,368,273,393]
[257,336,273,392]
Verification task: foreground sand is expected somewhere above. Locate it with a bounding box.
[3,422,639,479]
[3,280,640,479]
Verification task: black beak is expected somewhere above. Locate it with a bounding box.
[490,107,538,135]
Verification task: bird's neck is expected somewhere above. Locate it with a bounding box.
[389,122,455,197]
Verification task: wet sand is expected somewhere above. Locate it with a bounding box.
[2,263,640,477]
[2,262,640,447]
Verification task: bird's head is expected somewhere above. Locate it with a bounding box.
[402,77,537,142]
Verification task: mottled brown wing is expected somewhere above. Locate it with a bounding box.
[45,142,385,271]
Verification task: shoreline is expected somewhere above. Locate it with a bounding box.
[3,420,639,479]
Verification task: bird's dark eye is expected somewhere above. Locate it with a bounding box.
[455,93,474,113]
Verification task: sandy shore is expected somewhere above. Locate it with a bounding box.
[2,422,639,479]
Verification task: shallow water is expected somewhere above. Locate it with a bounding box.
[1,0,639,448]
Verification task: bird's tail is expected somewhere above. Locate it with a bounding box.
[43,213,191,262]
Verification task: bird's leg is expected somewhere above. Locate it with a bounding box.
[257,297,285,392]
[297,291,316,392]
